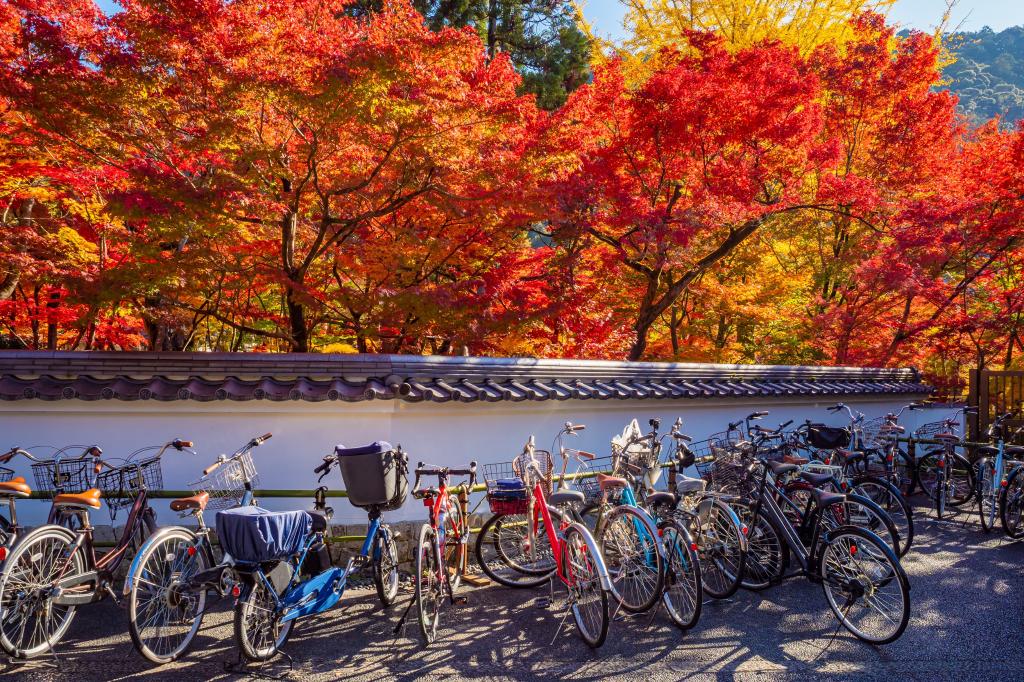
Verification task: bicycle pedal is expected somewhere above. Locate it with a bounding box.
[453,595,468,606]
[533,597,553,609]
[103,583,122,607]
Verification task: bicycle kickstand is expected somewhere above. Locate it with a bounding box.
[393,592,418,636]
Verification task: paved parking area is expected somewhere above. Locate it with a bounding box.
[4,506,1024,681]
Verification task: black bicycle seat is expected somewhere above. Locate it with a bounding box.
[548,489,585,506]
[646,491,677,507]
[811,487,845,507]
[768,460,799,476]
[799,471,833,486]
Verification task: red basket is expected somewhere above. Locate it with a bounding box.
[488,496,530,515]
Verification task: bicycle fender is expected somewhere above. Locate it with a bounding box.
[122,525,199,596]
[566,521,613,592]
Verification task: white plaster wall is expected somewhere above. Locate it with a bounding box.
[0,393,941,526]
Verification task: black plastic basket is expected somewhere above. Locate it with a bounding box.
[96,456,163,516]
[31,457,94,498]
[0,467,13,483]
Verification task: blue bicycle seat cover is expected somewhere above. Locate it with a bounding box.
[216,506,313,563]
[335,441,392,457]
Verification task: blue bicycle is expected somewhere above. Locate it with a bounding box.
[225,441,407,662]
[975,411,1024,533]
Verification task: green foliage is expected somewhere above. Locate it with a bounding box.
[943,26,1024,124]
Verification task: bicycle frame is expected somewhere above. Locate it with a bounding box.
[527,480,612,591]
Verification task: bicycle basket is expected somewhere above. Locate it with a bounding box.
[805,424,851,450]
[96,456,163,516]
[691,439,749,492]
[0,467,12,483]
[572,455,617,503]
[335,441,408,511]
[856,418,890,450]
[31,457,94,498]
[190,451,259,511]
[915,421,960,442]
[483,451,552,514]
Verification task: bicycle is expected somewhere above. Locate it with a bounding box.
[123,433,270,664]
[714,438,911,644]
[973,411,1024,533]
[401,459,476,644]
[475,425,612,647]
[0,438,191,659]
[913,407,978,518]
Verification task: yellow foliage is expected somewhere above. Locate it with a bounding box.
[319,341,360,354]
[583,0,897,81]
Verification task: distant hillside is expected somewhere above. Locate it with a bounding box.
[943,26,1024,125]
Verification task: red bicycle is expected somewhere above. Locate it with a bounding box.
[400,460,476,644]
[477,431,613,647]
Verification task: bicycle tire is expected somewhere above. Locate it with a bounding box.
[128,527,209,664]
[596,504,664,613]
[562,525,609,648]
[821,493,901,559]
[850,477,914,556]
[976,458,1000,533]
[415,523,442,644]
[691,497,745,599]
[916,450,975,506]
[475,509,559,588]
[1000,466,1024,539]
[234,575,293,661]
[660,519,702,630]
[819,525,910,645]
[0,525,82,658]
[733,502,789,591]
[443,496,464,595]
[373,526,400,606]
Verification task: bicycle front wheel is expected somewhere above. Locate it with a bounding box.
[597,505,664,613]
[0,525,83,658]
[562,525,609,648]
[373,526,400,606]
[821,494,901,559]
[443,496,465,595]
[415,523,442,644]
[917,450,974,506]
[234,575,292,661]
[692,497,745,599]
[733,502,788,590]
[475,508,559,588]
[660,520,702,631]
[819,526,910,645]
[975,459,999,533]
[128,528,209,664]
[851,477,914,556]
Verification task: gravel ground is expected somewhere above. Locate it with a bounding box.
[3,504,1023,681]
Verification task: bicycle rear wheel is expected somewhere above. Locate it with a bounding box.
[851,477,914,556]
[373,526,400,606]
[976,459,999,533]
[0,526,83,658]
[597,505,664,613]
[733,502,788,590]
[692,498,745,599]
[475,509,559,587]
[660,520,702,631]
[128,528,209,664]
[819,526,909,644]
[1000,466,1024,539]
[821,493,901,559]
[234,574,293,661]
[562,525,609,648]
[917,450,974,506]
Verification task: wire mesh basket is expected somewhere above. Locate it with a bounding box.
[0,467,13,483]
[31,457,95,498]
[189,451,260,511]
[96,456,163,516]
[691,438,750,492]
[856,418,891,450]
[572,455,617,503]
[915,421,961,442]
[483,450,553,514]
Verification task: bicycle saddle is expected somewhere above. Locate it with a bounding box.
[834,449,864,463]
[978,446,1000,457]
[646,491,677,507]
[675,476,705,494]
[307,510,329,533]
[1005,446,1024,457]
[53,488,102,509]
[767,460,799,476]
[0,477,30,497]
[810,487,845,507]
[597,473,629,491]
[170,491,209,512]
[548,489,585,506]
[799,471,833,486]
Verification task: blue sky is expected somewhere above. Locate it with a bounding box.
[582,0,1024,41]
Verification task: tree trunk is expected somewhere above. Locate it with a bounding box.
[285,282,308,352]
[46,289,60,350]
[0,199,35,301]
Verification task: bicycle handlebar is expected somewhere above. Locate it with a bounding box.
[203,433,272,475]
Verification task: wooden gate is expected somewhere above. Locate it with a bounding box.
[969,369,1024,442]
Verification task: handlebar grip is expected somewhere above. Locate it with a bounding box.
[576,450,597,460]
[673,433,693,442]
[314,459,332,475]
[179,440,194,448]
[779,420,793,429]
[254,433,273,445]
[203,459,224,476]
[571,424,586,432]
[827,405,842,412]
[728,421,742,430]
[0,448,15,464]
